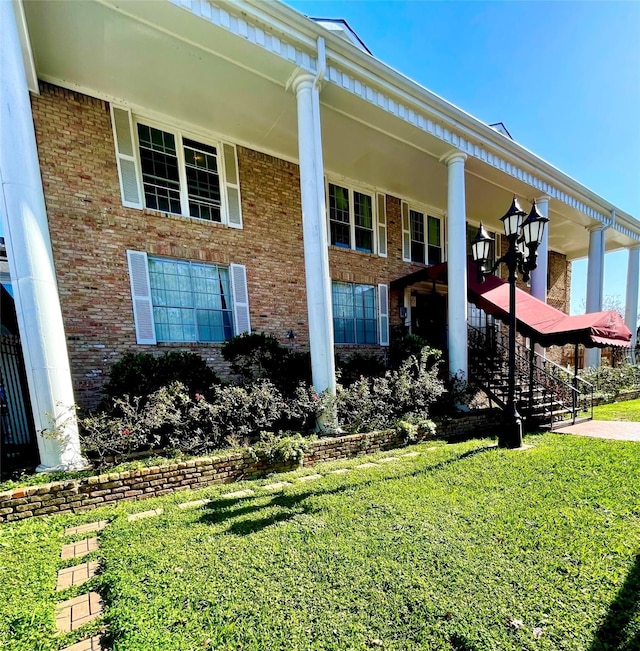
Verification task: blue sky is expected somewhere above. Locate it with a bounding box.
[286,0,640,315]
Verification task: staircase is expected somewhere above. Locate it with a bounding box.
[468,324,594,430]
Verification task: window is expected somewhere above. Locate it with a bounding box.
[111,107,242,227]
[126,251,251,345]
[138,125,224,222]
[148,258,233,343]
[402,202,442,265]
[332,282,378,344]
[328,183,379,255]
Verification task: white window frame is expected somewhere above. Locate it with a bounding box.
[326,179,380,256]
[126,250,250,345]
[131,116,242,228]
[402,200,445,265]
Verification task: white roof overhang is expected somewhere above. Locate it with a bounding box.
[20,0,640,260]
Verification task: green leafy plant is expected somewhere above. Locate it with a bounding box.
[100,351,219,407]
[221,332,311,395]
[254,431,311,466]
[336,351,388,386]
[579,363,640,400]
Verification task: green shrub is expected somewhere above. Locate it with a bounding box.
[337,347,445,433]
[221,332,311,395]
[336,351,388,386]
[100,351,219,406]
[253,431,311,466]
[579,363,640,399]
[389,329,429,368]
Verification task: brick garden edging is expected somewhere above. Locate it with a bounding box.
[0,410,501,523]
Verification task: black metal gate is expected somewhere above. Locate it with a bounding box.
[1,334,38,477]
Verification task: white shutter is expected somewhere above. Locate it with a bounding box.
[401,201,411,262]
[111,106,143,209]
[126,250,156,344]
[376,192,387,258]
[230,263,251,335]
[378,283,389,347]
[223,143,243,228]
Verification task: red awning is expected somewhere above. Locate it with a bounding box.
[393,261,632,348]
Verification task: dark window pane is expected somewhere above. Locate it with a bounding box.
[331,221,351,248]
[137,124,181,214]
[355,228,373,253]
[428,245,441,266]
[411,240,425,264]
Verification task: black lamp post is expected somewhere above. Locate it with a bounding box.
[471,197,549,448]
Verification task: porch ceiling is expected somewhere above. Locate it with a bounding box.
[22,0,636,260]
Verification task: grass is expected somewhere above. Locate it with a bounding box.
[592,398,640,422]
[1,434,639,650]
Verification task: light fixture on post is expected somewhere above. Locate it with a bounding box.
[471,197,549,449]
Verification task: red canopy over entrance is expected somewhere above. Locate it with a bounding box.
[391,261,632,349]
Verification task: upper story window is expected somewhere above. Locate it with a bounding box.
[111,106,242,228]
[327,182,387,257]
[402,201,442,265]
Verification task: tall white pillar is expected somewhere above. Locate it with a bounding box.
[292,73,336,395]
[443,152,468,379]
[530,196,550,303]
[584,224,606,368]
[0,1,85,470]
[625,245,640,363]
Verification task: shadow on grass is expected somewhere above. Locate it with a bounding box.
[198,444,497,536]
[589,552,640,651]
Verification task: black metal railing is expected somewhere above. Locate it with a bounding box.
[468,324,593,429]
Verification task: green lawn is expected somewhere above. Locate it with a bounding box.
[1,434,639,651]
[592,398,640,422]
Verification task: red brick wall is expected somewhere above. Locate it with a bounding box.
[31,83,428,408]
[30,82,573,408]
[31,83,312,408]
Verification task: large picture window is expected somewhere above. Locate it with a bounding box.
[332,281,378,344]
[148,257,233,343]
[328,182,376,254]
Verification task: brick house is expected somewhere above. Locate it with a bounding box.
[1,0,639,470]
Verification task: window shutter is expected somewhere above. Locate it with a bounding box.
[401,201,411,262]
[230,263,251,335]
[376,193,387,257]
[223,143,243,228]
[126,250,156,344]
[111,106,143,209]
[378,283,389,346]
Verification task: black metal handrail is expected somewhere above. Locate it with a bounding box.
[468,324,591,428]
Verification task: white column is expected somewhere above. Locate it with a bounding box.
[625,245,640,363]
[292,73,336,395]
[0,1,85,470]
[443,152,468,379]
[584,224,606,368]
[530,196,550,303]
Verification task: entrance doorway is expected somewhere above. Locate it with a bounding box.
[411,291,447,352]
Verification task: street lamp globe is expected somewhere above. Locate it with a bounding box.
[500,197,527,239]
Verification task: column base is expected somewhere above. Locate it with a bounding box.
[36,458,91,473]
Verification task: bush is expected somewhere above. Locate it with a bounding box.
[337,347,445,433]
[221,332,311,395]
[100,351,219,406]
[336,351,388,386]
[81,348,446,467]
[389,329,429,368]
[579,363,640,399]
